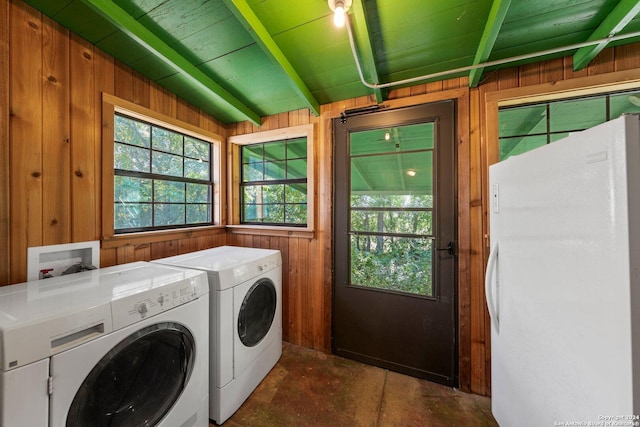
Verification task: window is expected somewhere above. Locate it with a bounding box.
[102,94,222,240]
[240,137,307,226]
[114,114,213,232]
[498,89,640,160]
[228,124,315,234]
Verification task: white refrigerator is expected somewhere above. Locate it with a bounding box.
[486,114,640,426]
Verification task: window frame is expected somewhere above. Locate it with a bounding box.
[102,93,224,246]
[486,69,640,167]
[228,124,315,238]
[497,89,640,160]
[483,68,640,256]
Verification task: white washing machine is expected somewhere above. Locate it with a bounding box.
[153,246,282,425]
[0,261,209,427]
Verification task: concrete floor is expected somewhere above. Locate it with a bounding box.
[215,342,498,427]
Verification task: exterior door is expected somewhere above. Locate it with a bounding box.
[333,101,457,385]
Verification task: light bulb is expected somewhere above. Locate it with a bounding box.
[384,132,391,141]
[406,169,416,177]
[334,4,345,27]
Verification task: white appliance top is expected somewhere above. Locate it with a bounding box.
[0,261,208,372]
[152,245,281,290]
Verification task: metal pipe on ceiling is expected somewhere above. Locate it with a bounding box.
[345,17,640,90]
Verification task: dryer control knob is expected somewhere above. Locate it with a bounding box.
[157,295,165,306]
[137,302,148,317]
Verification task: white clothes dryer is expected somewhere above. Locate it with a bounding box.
[153,246,282,425]
[0,262,209,427]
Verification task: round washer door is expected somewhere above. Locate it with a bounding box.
[237,278,277,347]
[66,322,194,427]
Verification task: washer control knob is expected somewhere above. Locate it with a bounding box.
[137,302,148,317]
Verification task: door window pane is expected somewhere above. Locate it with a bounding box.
[349,122,435,297]
[351,193,433,209]
[351,210,432,235]
[351,151,433,194]
[350,236,433,296]
[350,123,434,156]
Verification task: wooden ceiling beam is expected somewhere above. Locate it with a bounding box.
[222,0,320,116]
[349,0,384,103]
[468,0,512,88]
[79,0,262,125]
[573,0,640,71]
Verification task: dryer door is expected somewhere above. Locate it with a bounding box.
[233,267,282,378]
[237,277,277,348]
[64,322,195,427]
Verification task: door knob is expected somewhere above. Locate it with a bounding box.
[436,241,455,256]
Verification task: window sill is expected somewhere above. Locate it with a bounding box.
[102,225,227,249]
[226,225,315,239]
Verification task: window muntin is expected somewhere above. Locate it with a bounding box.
[240,137,308,226]
[498,89,640,160]
[114,114,213,233]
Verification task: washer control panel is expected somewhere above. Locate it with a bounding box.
[110,273,207,331]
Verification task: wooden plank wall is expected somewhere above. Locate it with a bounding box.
[0,0,227,284]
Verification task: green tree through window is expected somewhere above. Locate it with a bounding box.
[114,114,213,233]
[240,137,308,226]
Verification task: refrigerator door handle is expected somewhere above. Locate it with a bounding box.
[485,241,499,333]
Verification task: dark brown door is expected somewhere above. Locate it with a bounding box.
[332,101,457,385]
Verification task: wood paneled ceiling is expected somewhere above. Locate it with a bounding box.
[24,0,640,125]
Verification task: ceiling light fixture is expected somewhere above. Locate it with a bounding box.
[328,0,352,28]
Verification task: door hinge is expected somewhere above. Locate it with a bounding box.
[47,376,53,395]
